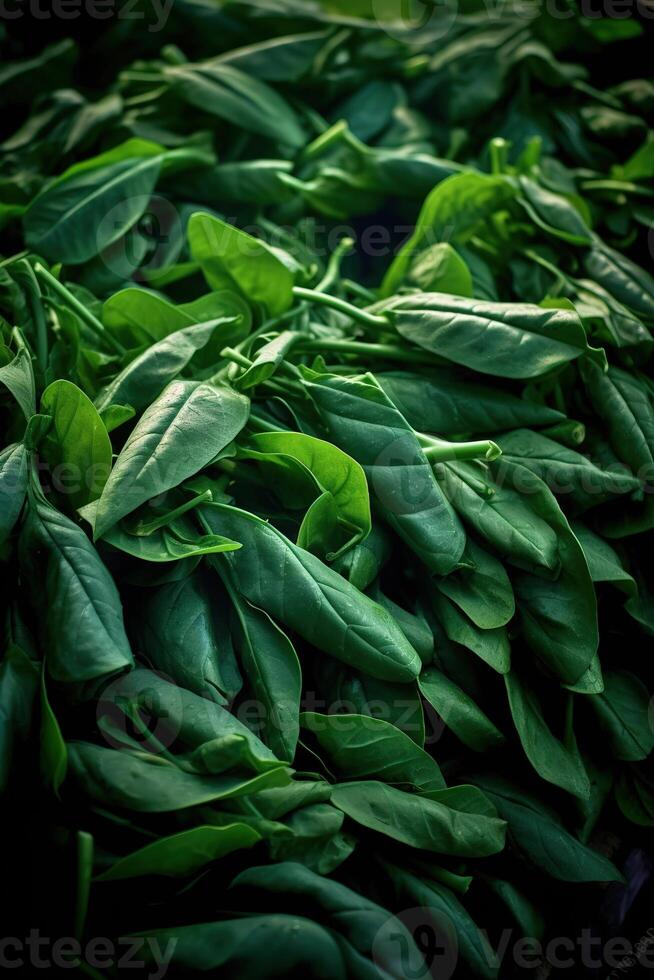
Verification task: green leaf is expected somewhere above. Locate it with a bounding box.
[137,569,242,704]
[436,539,515,629]
[202,502,421,683]
[0,443,28,544]
[406,242,473,296]
[92,379,249,538]
[381,861,499,980]
[188,212,294,316]
[165,62,305,148]
[504,669,590,798]
[96,823,261,881]
[24,146,162,264]
[94,318,238,414]
[19,496,133,687]
[377,370,565,436]
[40,379,112,510]
[300,711,445,791]
[381,292,604,379]
[331,780,506,856]
[475,775,623,882]
[381,172,515,296]
[305,372,466,576]
[431,591,511,673]
[497,428,640,509]
[590,670,654,761]
[228,588,302,763]
[241,429,371,560]
[0,340,36,420]
[40,666,67,795]
[67,741,289,812]
[419,666,505,752]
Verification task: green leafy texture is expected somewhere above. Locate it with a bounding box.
[496,428,640,509]
[100,668,277,763]
[331,780,506,857]
[436,538,515,629]
[241,429,371,560]
[502,461,599,685]
[589,670,654,761]
[406,242,473,296]
[67,741,290,813]
[19,495,134,686]
[300,711,445,792]
[39,667,67,795]
[137,569,242,704]
[377,370,565,436]
[381,861,499,980]
[431,591,511,674]
[305,372,466,576]
[268,804,355,876]
[102,287,250,348]
[475,775,623,882]
[40,380,112,510]
[316,660,426,747]
[419,666,505,752]
[517,177,593,245]
[133,915,350,979]
[436,459,560,574]
[94,318,237,414]
[0,443,28,544]
[226,586,302,763]
[229,859,428,977]
[381,172,515,295]
[202,503,421,683]
[23,144,162,264]
[581,360,654,475]
[92,379,249,539]
[96,823,261,881]
[584,245,654,321]
[0,340,36,420]
[571,521,636,595]
[235,331,299,390]
[380,291,604,379]
[164,63,305,148]
[82,508,242,562]
[504,669,590,798]
[188,212,294,316]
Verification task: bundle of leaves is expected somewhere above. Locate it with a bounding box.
[1,3,653,978]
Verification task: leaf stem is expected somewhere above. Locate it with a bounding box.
[292,286,389,329]
[33,263,125,356]
[133,489,214,535]
[418,432,501,463]
[315,236,354,293]
[298,337,443,365]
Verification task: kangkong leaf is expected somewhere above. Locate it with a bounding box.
[92,380,249,538]
[202,503,421,683]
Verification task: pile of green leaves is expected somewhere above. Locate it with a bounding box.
[1,3,653,977]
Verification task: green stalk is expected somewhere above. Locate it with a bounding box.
[315,236,354,293]
[418,432,501,463]
[134,489,213,535]
[298,337,443,366]
[33,263,125,356]
[489,137,510,175]
[292,286,389,329]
